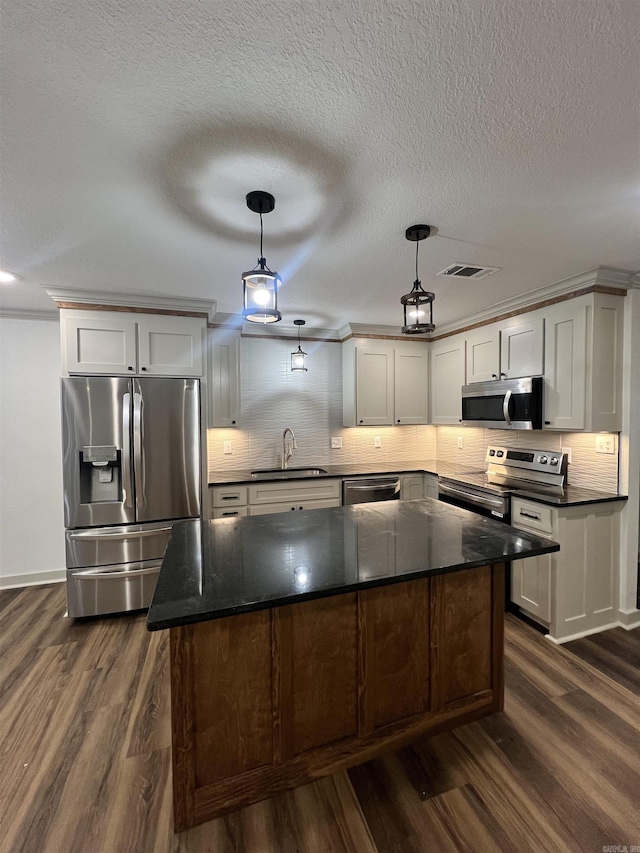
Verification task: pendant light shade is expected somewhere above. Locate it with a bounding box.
[290,319,308,372]
[242,191,282,324]
[401,224,435,335]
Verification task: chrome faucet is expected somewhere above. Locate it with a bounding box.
[281,427,297,469]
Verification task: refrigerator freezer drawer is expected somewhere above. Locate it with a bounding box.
[67,560,161,618]
[65,521,173,568]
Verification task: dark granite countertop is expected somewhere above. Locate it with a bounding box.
[147,498,559,631]
[208,460,625,507]
[510,484,626,507]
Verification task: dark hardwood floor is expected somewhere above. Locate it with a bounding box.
[0,583,638,853]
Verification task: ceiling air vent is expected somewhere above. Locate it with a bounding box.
[437,264,501,280]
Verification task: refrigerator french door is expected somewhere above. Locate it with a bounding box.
[62,376,201,617]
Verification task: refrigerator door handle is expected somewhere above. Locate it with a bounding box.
[73,565,161,579]
[68,527,172,541]
[122,392,134,508]
[133,389,146,509]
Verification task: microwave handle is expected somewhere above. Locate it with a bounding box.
[503,390,513,426]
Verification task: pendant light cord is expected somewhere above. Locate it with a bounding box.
[260,212,264,260]
[415,239,419,283]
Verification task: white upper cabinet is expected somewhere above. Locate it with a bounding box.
[429,335,465,425]
[62,310,205,377]
[137,315,204,376]
[394,344,429,425]
[355,345,394,425]
[466,317,543,383]
[343,338,428,426]
[64,313,138,375]
[209,328,241,428]
[465,326,500,383]
[543,292,624,432]
[499,317,544,379]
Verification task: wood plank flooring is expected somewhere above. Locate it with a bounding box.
[0,583,638,853]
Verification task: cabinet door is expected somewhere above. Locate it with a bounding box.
[500,317,544,379]
[543,301,586,430]
[430,337,466,424]
[511,555,551,623]
[424,474,439,500]
[394,346,428,424]
[209,329,240,427]
[137,315,204,377]
[355,346,394,425]
[400,476,424,500]
[65,313,137,375]
[465,326,500,383]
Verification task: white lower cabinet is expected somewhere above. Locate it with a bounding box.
[210,479,341,519]
[248,498,340,516]
[511,497,622,643]
[400,475,424,500]
[424,473,439,500]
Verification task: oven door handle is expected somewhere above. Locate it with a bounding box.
[438,482,507,512]
[502,390,513,426]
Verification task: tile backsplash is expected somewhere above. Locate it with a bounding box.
[208,337,619,493]
[436,426,619,492]
[207,337,437,474]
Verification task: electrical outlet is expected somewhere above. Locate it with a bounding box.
[595,434,616,454]
[457,436,464,449]
[331,437,342,449]
[223,441,233,455]
[561,446,571,463]
[374,436,381,448]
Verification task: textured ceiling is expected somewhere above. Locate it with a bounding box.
[1,0,638,330]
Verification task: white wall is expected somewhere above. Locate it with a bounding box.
[0,317,65,587]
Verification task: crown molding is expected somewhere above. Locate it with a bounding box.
[0,307,59,321]
[431,266,634,338]
[42,286,217,321]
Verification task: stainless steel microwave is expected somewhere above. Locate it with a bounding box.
[461,376,543,430]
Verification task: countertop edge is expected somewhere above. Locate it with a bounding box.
[147,540,560,632]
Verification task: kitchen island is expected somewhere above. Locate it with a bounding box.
[148,499,559,831]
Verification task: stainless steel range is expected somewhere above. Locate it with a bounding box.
[438,445,568,523]
[438,445,567,621]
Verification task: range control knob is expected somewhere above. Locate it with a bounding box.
[496,450,504,458]
[550,457,558,466]
[489,449,496,456]
[540,455,548,464]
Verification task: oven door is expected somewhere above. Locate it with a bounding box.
[438,479,510,522]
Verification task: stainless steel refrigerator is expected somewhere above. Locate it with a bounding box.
[61,376,201,617]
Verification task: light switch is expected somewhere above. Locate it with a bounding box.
[374,436,381,448]
[223,441,233,455]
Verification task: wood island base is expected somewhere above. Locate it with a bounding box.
[169,563,505,831]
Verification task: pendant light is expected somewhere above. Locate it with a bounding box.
[290,319,308,372]
[242,190,282,324]
[401,224,435,334]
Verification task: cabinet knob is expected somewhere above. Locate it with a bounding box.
[397,419,401,423]
[128,366,134,371]
[299,506,303,511]
[141,366,147,371]
[500,372,507,378]
[231,420,236,425]
[359,420,363,424]
[544,421,551,425]
[492,374,497,379]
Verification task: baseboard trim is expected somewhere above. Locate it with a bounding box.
[617,609,640,630]
[546,620,621,644]
[0,569,66,591]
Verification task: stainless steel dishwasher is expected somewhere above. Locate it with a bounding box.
[342,476,401,505]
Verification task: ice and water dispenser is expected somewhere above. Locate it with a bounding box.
[79,445,121,503]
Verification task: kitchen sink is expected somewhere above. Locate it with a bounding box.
[250,467,328,480]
